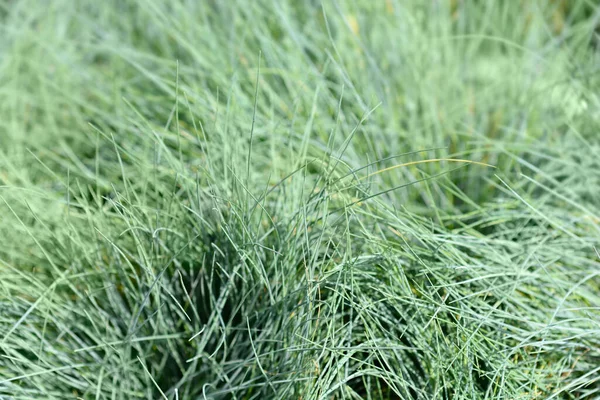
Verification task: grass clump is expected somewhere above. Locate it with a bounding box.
[1,0,600,398]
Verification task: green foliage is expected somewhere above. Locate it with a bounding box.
[1,0,599,398]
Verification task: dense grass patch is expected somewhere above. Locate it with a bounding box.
[1,0,600,398]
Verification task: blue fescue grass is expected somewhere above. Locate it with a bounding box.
[1,0,600,398]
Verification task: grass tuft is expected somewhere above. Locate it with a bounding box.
[1,0,600,399]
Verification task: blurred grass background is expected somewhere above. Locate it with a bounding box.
[1,0,600,399]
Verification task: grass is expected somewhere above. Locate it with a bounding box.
[1,0,600,398]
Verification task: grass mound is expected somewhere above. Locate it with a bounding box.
[1,1,599,398]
